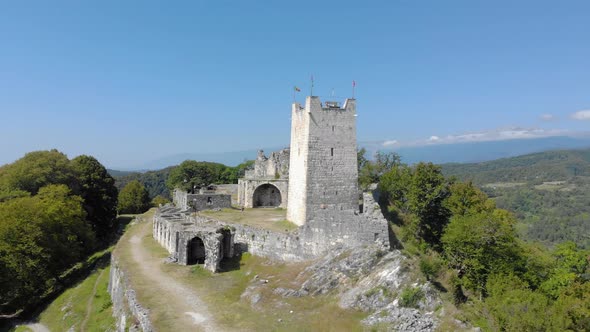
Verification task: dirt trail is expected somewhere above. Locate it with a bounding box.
[127,219,221,332]
[80,268,105,331]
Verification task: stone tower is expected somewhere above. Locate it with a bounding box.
[287,96,359,226]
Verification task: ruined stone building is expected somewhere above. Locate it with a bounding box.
[172,186,231,212]
[237,149,289,208]
[153,95,390,272]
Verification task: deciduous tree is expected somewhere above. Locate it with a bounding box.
[118,180,150,214]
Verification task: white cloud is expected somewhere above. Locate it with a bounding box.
[571,110,590,120]
[380,127,569,148]
[540,114,555,121]
[382,140,398,146]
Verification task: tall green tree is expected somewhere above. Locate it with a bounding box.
[408,162,451,246]
[118,180,150,214]
[377,164,412,215]
[71,155,119,241]
[166,160,216,192]
[358,151,402,189]
[445,181,494,217]
[0,150,78,200]
[442,210,521,296]
[0,185,94,314]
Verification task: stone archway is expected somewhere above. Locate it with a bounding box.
[252,184,282,207]
[187,236,206,265]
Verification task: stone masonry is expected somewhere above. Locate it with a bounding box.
[238,149,289,208]
[287,97,359,226]
[153,95,390,270]
[153,190,389,265]
[153,205,234,272]
[172,187,232,212]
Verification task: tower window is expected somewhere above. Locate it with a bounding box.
[332,125,335,132]
[330,148,334,156]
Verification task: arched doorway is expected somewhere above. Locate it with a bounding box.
[187,236,206,265]
[220,229,232,259]
[252,184,281,207]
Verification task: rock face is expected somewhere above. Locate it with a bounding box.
[108,257,154,332]
[269,246,441,331]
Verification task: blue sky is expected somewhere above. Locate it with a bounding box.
[1,1,589,168]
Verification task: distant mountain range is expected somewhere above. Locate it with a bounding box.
[114,136,590,171]
[372,136,590,165]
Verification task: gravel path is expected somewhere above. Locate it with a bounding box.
[127,219,221,332]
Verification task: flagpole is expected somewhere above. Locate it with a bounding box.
[352,80,356,99]
[310,75,314,96]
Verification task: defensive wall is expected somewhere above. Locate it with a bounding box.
[153,191,389,266]
[172,188,232,212]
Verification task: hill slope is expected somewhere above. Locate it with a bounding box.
[442,148,590,248]
[441,148,590,184]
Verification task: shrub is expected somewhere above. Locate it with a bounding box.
[419,255,442,281]
[399,286,424,308]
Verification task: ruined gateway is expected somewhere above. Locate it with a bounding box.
[153,96,390,272]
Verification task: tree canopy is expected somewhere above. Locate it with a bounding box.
[0,149,77,200]
[118,180,150,214]
[71,155,119,240]
[0,185,94,314]
[0,150,118,315]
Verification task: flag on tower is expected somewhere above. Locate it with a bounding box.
[353,80,356,87]
[294,86,301,92]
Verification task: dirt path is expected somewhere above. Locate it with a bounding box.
[80,268,105,331]
[127,219,221,332]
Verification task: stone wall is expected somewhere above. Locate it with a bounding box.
[286,101,310,225]
[172,189,231,211]
[237,178,288,208]
[154,191,390,265]
[152,205,235,272]
[287,97,359,226]
[250,149,290,179]
[238,149,290,209]
[108,257,154,332]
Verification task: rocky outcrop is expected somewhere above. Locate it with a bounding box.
[270,246,441,331]
[108,257,154,332]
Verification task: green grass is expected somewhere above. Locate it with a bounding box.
[273,219,298,232]
[27,267,115,332]
[200,207,296,233]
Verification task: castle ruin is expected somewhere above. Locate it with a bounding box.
[153,95,390,272]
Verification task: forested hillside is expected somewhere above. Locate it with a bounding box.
[109,160,254,199]
[109,166,175,199]
[442,148,590,248]
[359,151,590,330]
